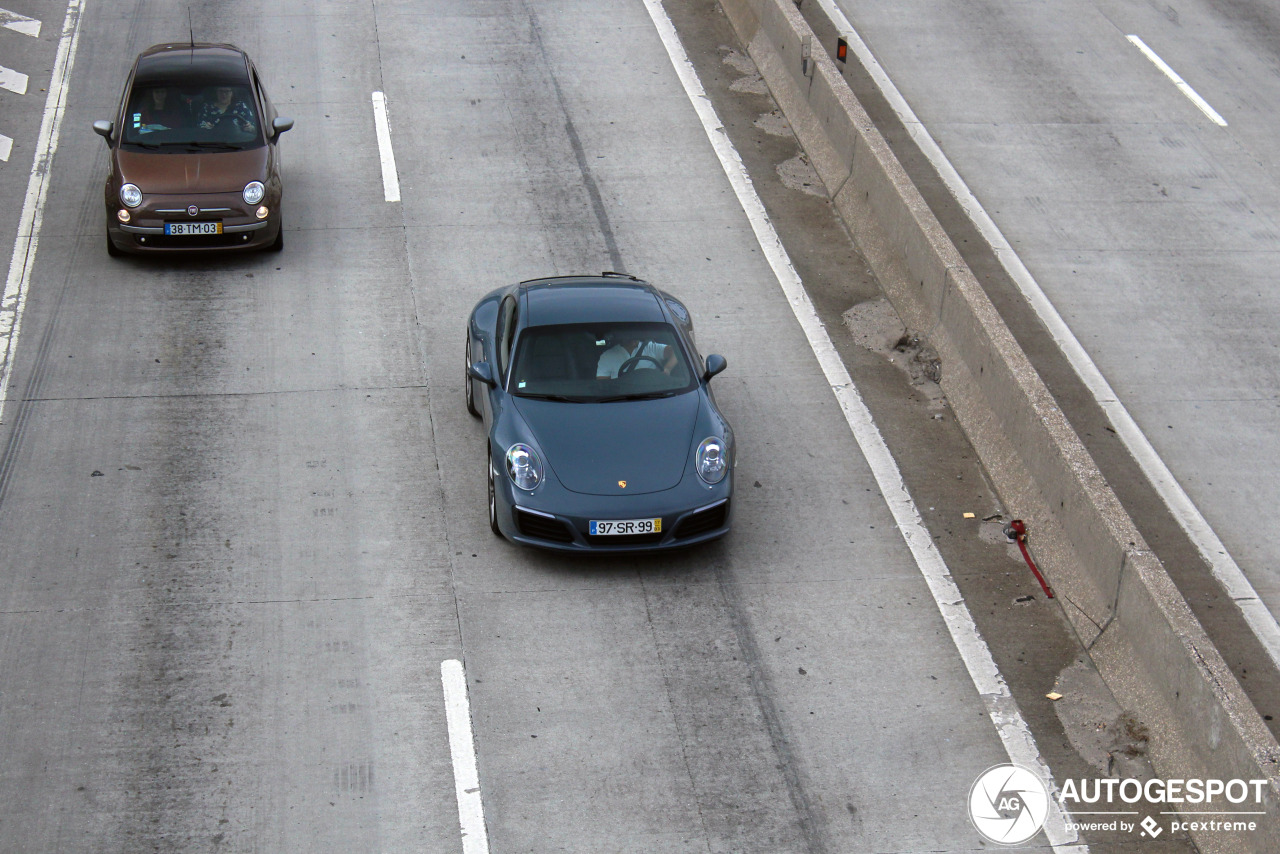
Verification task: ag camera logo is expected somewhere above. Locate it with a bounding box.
[968,764,1050,845]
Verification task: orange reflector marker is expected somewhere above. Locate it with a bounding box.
[836,37,848,63]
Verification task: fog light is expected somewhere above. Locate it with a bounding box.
[116,208,131,223]
[255,206,269,220]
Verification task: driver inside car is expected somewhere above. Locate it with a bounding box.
[198,86,257,133]
[596,335,676,379]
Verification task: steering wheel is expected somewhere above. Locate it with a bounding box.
[210,114,253,133]
[619,353,663,375]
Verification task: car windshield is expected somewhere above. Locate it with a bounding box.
[509,322,696,401]
[120,82,262,149]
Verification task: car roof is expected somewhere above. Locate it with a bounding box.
[519,277,668,327]
[131,43,252,88]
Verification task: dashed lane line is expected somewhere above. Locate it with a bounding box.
[813,1,1280,675]
[0,7,41,37]
[441,659,490,854]
[0,63,28,94]
[640,0,1087,850]
[1127,34,1228,127]
[372,90,400,203]
[0,7,41,161]
[0,0,83,423]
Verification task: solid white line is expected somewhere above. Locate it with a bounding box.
[0,64,29,95]
[639,1,1084,850]
[0,7,41,37]
[0,134,11,162]
[441,659,490,854]
[371,91,401,203]
[814,0,1280,672]
[1127,35,1228,127]
[0,0,85,426]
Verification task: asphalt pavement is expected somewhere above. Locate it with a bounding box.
[0,0,1215,851]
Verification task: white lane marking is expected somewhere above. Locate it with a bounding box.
[1127,34,1228,127]
[441,659,490,854]
[371,91,401,203]
[0,7,41,37]
[640,2,1085,850]
[0,0,84,425]
[816,0,1280,670]
[0,134,11,162]
[0,63,29,95]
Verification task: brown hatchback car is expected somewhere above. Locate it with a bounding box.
[93,43,293,255]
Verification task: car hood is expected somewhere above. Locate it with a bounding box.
[117,147,267,194]
[513,393,699,495]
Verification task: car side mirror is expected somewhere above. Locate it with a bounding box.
[468,361,496,387]
[92,120,115,144]
[703,354,727,380]
[271,117,294,139]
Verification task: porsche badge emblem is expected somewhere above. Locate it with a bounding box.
[618,480,627,488]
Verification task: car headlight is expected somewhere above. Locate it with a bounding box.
[119,183,143,208]
[696,437,728,484]
[505,443,543,491]
[243,181,266,205]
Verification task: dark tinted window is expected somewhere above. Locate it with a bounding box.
[509,322,695,401]
[121,82,262,148]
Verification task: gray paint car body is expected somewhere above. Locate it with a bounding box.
[466,274,734,552]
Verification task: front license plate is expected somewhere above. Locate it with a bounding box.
[590,518,662,536]
[165,221,223,236]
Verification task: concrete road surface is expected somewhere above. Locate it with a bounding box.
[0,0,1205,851]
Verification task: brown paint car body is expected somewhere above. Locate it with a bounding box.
[94,43,293,255]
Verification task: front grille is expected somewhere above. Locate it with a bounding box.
[515,508,574,543]
[673,500,729,539]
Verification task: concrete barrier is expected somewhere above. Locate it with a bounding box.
[715,0,1280,850]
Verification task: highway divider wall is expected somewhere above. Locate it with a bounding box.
[713,0,1280,850]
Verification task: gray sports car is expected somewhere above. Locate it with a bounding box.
[466,273,734,552]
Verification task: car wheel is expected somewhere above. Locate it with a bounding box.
[465,334,480,418]
[106,229,123,257]
[487,453,502,537]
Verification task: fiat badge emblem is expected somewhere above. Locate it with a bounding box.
[187,205,199,217]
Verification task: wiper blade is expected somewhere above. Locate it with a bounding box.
[596,390,681,403]
[512,392,590,403]
[165,141,242,151]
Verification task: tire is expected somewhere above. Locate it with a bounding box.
[267,221,284,252]
[465,334,480,417]
[487,453,502,537]
[106,230,123,257]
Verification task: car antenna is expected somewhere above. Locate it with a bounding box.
[188,7,195,50]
